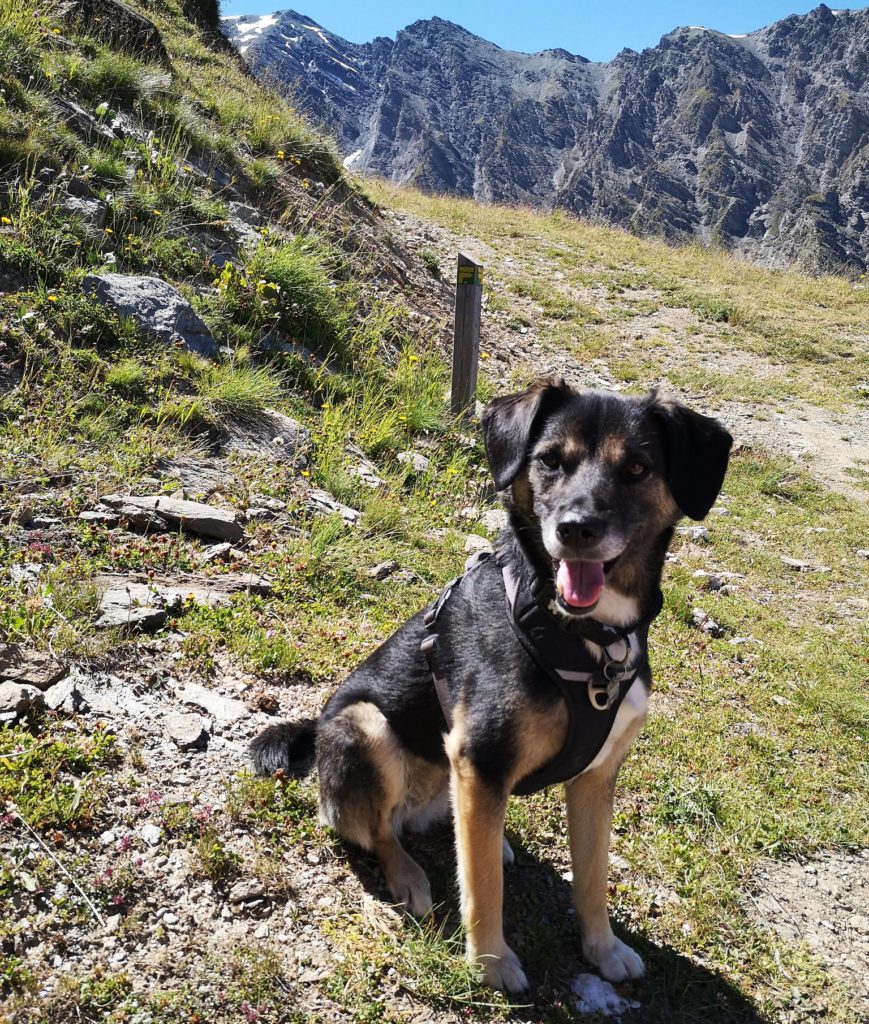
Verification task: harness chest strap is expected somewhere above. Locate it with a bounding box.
[419,552,659,794]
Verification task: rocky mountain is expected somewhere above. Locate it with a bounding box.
[222,5,869,273]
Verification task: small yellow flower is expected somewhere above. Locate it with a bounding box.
[409,355,419,363]
[104,227,113,234]
[52,27,60,34]
[276,150,285,160]
[152,209,162,216]
[300,470,310,478]
[0,217,11,225]
[47,294,58,302]
[302,179,311,190]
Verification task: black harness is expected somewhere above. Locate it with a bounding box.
[420,551,663,795]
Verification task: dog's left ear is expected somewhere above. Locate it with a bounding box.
[482,377,572,490]
[646,395,733,520]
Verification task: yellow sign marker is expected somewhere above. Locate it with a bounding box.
[457,265,483,286]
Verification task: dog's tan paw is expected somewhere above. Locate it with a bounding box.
[386,863,433,917]
[583,936,644,982]
[477,945,529,994]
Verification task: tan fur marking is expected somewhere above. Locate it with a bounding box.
[597,435,626,464]
[559,436,588,461]
[509,470,535,519]
[564,705,646,978]
[446,706,524,988]
[508,699,568,791]
[329,702,438,915]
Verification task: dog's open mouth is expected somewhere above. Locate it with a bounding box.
[554,559,606,612]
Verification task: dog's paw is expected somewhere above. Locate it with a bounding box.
[387,862,433,918]
[502,836,515,866]
[583,935,644,982]
[476,945,529,995]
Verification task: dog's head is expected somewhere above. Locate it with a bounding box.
[482,378,733,618]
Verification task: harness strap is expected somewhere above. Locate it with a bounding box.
[421,574,463,730]
[419,550,661,794]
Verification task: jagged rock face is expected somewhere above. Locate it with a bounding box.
[222,6,869,272]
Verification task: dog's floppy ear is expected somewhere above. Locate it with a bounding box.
[646,394,733,520]
[482,377,572,490]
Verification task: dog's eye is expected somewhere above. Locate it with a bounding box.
[624,460,649,480]
[538,451,561,471]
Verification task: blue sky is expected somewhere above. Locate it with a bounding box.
[219,2,866,62]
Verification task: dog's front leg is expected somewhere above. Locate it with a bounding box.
[564,761,644,982]
[448,748,527,994]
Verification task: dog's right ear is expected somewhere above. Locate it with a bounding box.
[482,378,572,490]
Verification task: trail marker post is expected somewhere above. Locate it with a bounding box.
[451,253,483,416]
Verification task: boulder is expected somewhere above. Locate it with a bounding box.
[81,275,219,358]
[464,534,493,555]
[62,195,108,232]
[94,573,271,626]
[177,681,247,727]
[306,488,360,524]
[0,682,44,719]
[67,0,169,63]
[94,603,168,633]
[43,677,89,713]
[98,495,243,542]
[222,409,312,467]
[397,451,431,474]
[52,97,116,144]
[0,648,67,691]
[164,711,210,751]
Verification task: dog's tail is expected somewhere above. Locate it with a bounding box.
[250,718,317,777]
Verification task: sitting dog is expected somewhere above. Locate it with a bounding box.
[251,378,732,994]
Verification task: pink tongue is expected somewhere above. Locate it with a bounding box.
[556,560,605,608]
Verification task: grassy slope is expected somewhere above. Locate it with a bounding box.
[1,3,867,1023]
[374,184,869,416]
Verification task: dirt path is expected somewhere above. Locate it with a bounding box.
[387,210,869,500]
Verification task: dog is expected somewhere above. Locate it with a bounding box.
[251,378,732,994]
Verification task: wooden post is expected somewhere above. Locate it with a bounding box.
[451,253,483,416]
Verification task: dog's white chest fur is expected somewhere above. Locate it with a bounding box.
[581,677,648,775]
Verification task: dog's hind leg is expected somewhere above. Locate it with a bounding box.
[316,701,433,916]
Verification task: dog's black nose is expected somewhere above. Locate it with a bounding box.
[557,516,605,546]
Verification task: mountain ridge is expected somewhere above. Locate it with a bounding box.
[222,5,869,273]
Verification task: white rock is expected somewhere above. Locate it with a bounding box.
[99,495,243,542]
[480,508,509,533]
[139,824,162,847]
[571,974,641,1016]
[676,525,710,542]
[163,711,210,750]
[397,451,431,473]
[464,534,493,555]
[176,682,247,727]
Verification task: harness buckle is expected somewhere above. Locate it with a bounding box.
[587,678,619,711]
[589,654,635,712]
[420,634,438,655]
